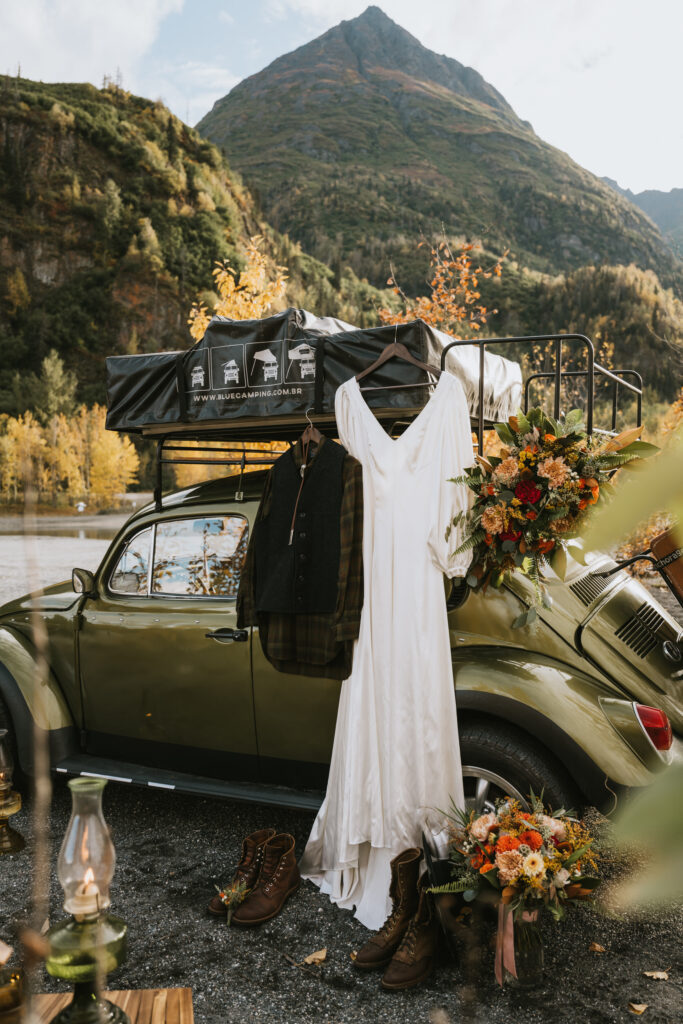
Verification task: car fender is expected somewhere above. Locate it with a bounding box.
[0,626,77,772]
[452,646,681,804]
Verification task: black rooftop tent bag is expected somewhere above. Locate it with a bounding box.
[105,308,523,440]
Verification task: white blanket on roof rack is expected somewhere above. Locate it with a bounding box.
[299,311,523,425]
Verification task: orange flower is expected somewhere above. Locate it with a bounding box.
[470,852,484,870]
[526,510,538,520]
[519,829,543,851]
[480,862,496,874]
[484,533,494,546]
[544,433,556,442]
[496,835,521,853]
[578,499,588,511]
[537,539,555,554]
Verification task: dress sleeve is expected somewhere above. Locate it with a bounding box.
[428,376,475,578]
[236,468,273,628]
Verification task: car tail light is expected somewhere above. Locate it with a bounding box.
[635,704,673,751]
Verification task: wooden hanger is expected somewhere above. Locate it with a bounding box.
[355,325,442,384]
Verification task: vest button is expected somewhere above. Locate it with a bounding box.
[296,596,303,604]
[297,575,304,583]
[299,532,306,539]
[299,553,307,562]
[298,511,306,519]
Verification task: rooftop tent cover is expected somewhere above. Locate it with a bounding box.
[105,308,522,437]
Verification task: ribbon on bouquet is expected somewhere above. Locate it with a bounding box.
[494,904,538,985]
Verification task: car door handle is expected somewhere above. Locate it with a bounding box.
[205,628,249,643]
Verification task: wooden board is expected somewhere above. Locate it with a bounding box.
[29,988,193,1023]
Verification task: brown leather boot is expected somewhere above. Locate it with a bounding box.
[381,875,439,990]
[354,847,422,970]
[207,828,276,916]
[231,833,300,926]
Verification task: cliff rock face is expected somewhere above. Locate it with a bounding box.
[199,6,680,292]
[0,77,379,408]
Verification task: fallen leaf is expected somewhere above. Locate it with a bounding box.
[303,948,327,965]
[628,1004,648,1015]
[350,951,357,961]
[0,940,13,965]
[643,971,669,980]
[589,942,606,954]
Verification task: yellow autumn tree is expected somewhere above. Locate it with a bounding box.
[178,236,289,488]
[84,405,140,507]
[188,235,287,341]
[378,239,504,335]
[0,405,139,507]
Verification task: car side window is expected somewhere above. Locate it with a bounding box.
[109,527,153,595]
[151,516,249,598]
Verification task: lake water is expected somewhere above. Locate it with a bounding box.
[0,514,126,606]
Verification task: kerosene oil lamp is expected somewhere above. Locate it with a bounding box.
[45,778,128,1023]
[0,729,24,855]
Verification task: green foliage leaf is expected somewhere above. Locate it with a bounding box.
[617,440,660,458]
[462,888,478,902]
[564,408,584,429]
[551,544,567,580]
[515,409,531,435]
[495,422,515,445]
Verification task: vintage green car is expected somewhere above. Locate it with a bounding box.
[0,471,681,816]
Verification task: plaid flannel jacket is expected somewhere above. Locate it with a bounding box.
[236,437,364,680]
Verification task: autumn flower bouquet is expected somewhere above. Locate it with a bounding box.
[429,791,600,984]
[448,407,658,627]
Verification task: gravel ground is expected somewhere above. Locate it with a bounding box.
[1,521,682,1022]
[2,783,682,1024]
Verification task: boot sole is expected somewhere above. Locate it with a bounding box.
[207,905,227,918]
[231,882,300,926]
[352,956,393,971]
[381,961,434,991]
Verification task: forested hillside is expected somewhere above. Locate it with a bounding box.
[0,75,384,413]
[0,71,680,427]
[198,6,682,295]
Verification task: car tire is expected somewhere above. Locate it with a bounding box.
[458,716,581,814]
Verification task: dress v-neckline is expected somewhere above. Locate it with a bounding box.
[347,372,449,446]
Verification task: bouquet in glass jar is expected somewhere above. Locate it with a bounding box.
[428,792,601,985]
[448,407,658,627]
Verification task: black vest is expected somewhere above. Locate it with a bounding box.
[253,440,347,614]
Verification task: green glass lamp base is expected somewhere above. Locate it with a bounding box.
[0,819,25,855]
[49,982,129,1024]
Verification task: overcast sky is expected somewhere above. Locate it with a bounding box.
[2,0,681,193]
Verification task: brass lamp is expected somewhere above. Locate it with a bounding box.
[45,778,128,1024]
[0,730,24,855]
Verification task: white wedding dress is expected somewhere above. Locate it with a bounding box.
[300,371,474,930]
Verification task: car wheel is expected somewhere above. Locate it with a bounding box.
[459,717,581,814]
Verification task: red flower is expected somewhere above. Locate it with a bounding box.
[515,481,542,504]
[526,510,538,520]
[499,530,522,542]
[519,829,543,851]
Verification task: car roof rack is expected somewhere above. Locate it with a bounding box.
[150,332,643,510]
